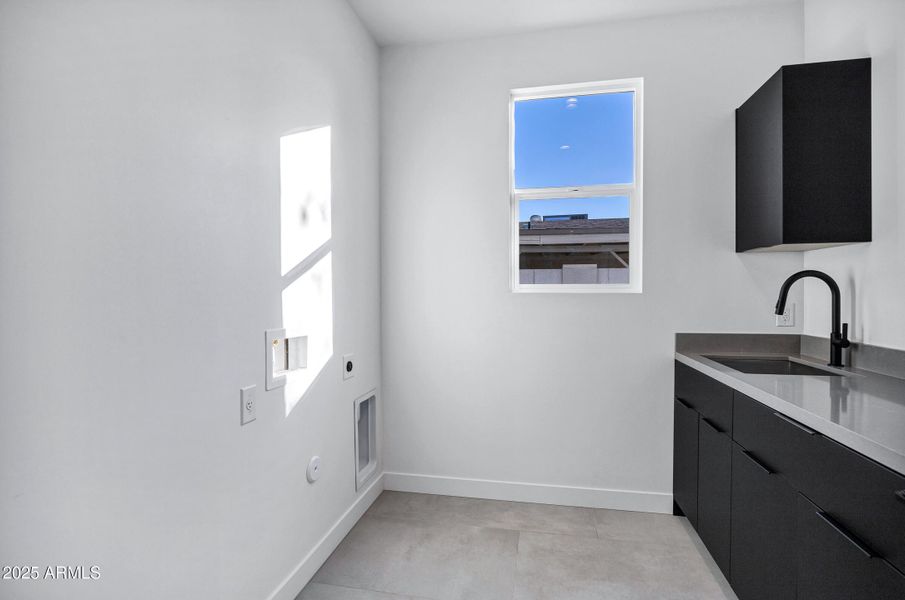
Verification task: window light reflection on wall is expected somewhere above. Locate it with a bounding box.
[279,126,334,415]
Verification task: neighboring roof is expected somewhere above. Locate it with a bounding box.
[519,217,629,236]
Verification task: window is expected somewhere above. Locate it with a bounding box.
[510,79,643,292]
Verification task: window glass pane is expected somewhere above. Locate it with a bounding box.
[514,91,633,189]
[518,196,629,285]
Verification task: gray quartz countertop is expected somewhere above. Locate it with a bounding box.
[676,351,905,476]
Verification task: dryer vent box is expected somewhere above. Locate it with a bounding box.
[354,392,378,490]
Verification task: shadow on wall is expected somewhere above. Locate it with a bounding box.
[846,272,860,341]
[280,126,334,416]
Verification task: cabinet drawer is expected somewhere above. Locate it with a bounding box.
[797,494,905,600]
[675,361,733,433]
[732,391,824,488]
[735,392,905,575]
[803,434,905,576]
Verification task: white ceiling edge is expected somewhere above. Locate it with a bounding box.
[347,0,799,47]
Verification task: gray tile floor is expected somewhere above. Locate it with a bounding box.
[298,491,738,600]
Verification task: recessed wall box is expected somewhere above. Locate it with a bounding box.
[287,336,307,371]
[354,391,378,490]
[265,328,308,390]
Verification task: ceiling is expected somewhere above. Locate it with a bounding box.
[347,0,797,46]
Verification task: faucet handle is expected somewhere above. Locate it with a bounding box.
[837,323,851,348]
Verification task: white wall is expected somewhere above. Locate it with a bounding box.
[0,1,380,599]
[380,4,805,509]
[802,0,905,350]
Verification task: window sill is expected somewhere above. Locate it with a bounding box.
[512,283,642,294]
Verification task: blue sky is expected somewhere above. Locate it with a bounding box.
[514,91,633,221]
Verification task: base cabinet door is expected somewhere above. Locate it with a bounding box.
[697,418,731,578]
[797,494,905,600]
[730,443,796,600]
[674,398,699,528]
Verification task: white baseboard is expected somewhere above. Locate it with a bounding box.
[383,472,672,514]
[267,473,385,600]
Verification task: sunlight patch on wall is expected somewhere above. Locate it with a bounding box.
[280,126,332,276]
[279,125,334,416]
[281,252,333,416]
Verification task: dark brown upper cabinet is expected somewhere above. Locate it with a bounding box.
[735,58,871,252]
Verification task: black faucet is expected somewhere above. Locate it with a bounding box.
[775,270,851,367]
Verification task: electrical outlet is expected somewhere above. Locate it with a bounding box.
[240,385,256,425]
[342,353,355,380]
[776,302,795,327]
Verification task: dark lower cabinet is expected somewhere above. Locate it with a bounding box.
[673,398,699,528]
[730,443,796,600]
[675,363,905,600]
[675,362,733,432]
[733,389,825,491]
[697,418,731,578]
[798,434,905,576]
[797,494,905,600]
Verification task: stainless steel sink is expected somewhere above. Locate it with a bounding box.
[704,356,844,377]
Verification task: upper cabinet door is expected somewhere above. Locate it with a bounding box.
[735,57,871,252]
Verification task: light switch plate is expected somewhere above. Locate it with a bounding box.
[342,353,355,380]
[776,302,795,327]
[241,385,256,425]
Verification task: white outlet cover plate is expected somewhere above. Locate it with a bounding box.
[342,353,355,380]
[241,385,256,425]
[776,302,795,327]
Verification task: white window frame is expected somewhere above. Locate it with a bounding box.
[509,78,643,294]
